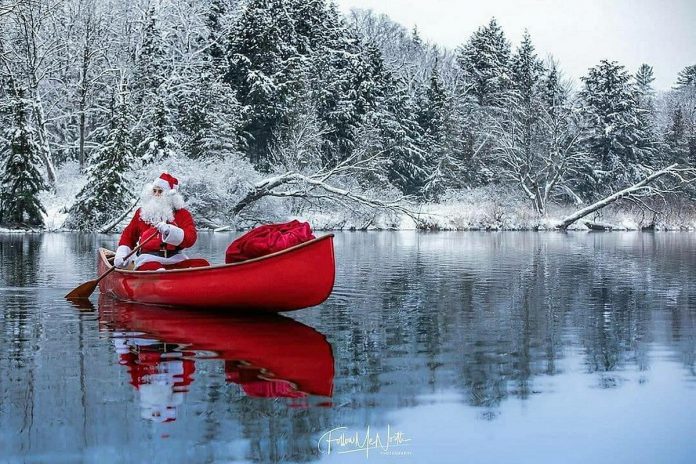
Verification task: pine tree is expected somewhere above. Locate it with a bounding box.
[457,18,512,107]
[356,43,425,196]
[672,65,696,164]
[417,61,447,136]
[635,64,655,105]
[675,64,696,89]
[665,107,690,164]
[140,88,178,164]
[380,81,426,197]
[510,31,545,106]
[65,87,134,230]
[198,81,244,159]
[134,7,166,100]
[205,0,228,77]
[508,31,545,166]
[414,61,449,198]
[309,11,366,166]
[178,77,243,160]
[634,64,662,165]
[224,0,301,168]
[0,88,46,227]
[579,60,656,192]
[541,61,566,116]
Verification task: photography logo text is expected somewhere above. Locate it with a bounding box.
[317,425,412,458]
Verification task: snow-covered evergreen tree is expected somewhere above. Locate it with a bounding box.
[671,65,696,165]
[416,61,447,137]
[205,0,229,77]
[675,64,696,89]
[635,64,656,106]
[0,88,46,227]
[507,31,546,166]
[140,87,178,164]
[130,7,179,165]
[224,0,302,168]
[579,60,656,193]
[510,31,545,106]
[308,8,366,165]
[360,43,425,196]
[65,86,134,229]
[457,18,511,107]
[415,61,451,198]
[634,64,661,165]
[665,107,690,164]
[134,7,166,101]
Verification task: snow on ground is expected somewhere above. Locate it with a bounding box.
[15,164,696,232]
[38,161,88,231]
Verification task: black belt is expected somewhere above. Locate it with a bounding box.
[138,249,181,258]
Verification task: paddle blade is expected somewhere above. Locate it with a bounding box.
[67,298,96,312]
[65,279,98,299]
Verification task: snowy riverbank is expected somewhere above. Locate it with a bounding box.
[28,187,696,234]
[0,162,685,233]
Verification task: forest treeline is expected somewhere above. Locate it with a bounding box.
[0,0,694,229]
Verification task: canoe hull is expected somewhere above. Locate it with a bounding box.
[97,234,335,312]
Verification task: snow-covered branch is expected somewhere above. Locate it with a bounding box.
[556,164,696,230]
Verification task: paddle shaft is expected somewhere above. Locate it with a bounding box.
[65,232,158,299]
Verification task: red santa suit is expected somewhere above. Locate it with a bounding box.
[115,173,198,270]
[114,338,195,423]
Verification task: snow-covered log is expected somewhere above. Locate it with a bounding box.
[555,164,691,230]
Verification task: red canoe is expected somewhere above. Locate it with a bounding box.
[99,297,334,401]
[97,234,335,312]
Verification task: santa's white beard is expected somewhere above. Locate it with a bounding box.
[140,194,175,225]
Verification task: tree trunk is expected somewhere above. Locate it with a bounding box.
[32,95,57,186]
[555,164,678,230]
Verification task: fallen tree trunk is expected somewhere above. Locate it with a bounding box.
[229,171,419,224]
[556,164,678,230]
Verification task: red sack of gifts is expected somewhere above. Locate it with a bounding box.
[225,220,315,263]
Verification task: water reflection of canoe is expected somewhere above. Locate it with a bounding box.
[97,234,335,312]
[99,297,334,404]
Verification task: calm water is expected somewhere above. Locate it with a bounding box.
[0,231,695,463]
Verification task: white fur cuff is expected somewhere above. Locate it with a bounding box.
[115,245,131,258]
[162,225,184,246]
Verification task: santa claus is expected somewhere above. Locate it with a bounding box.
[114,172,198,270]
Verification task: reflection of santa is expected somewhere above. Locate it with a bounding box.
[112,334,195,422]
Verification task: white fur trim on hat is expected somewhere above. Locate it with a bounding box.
[153,177,173,191]
[153,172,179,191]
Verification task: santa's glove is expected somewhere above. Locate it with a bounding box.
[155,221,170,235]
[157,222,184,246]
[114,245,132,268]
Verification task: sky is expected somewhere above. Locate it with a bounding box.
[334,0,696,90]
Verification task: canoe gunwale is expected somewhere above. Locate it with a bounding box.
[98,233,335,275]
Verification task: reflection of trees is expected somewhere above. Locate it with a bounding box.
[0,234,44,455]
[2,231,696,461]
[298,232,696,418]
[0,234,43,286]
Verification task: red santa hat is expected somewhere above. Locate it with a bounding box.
[153,173,179,192]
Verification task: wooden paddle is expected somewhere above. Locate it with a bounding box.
[65,233,158,300]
